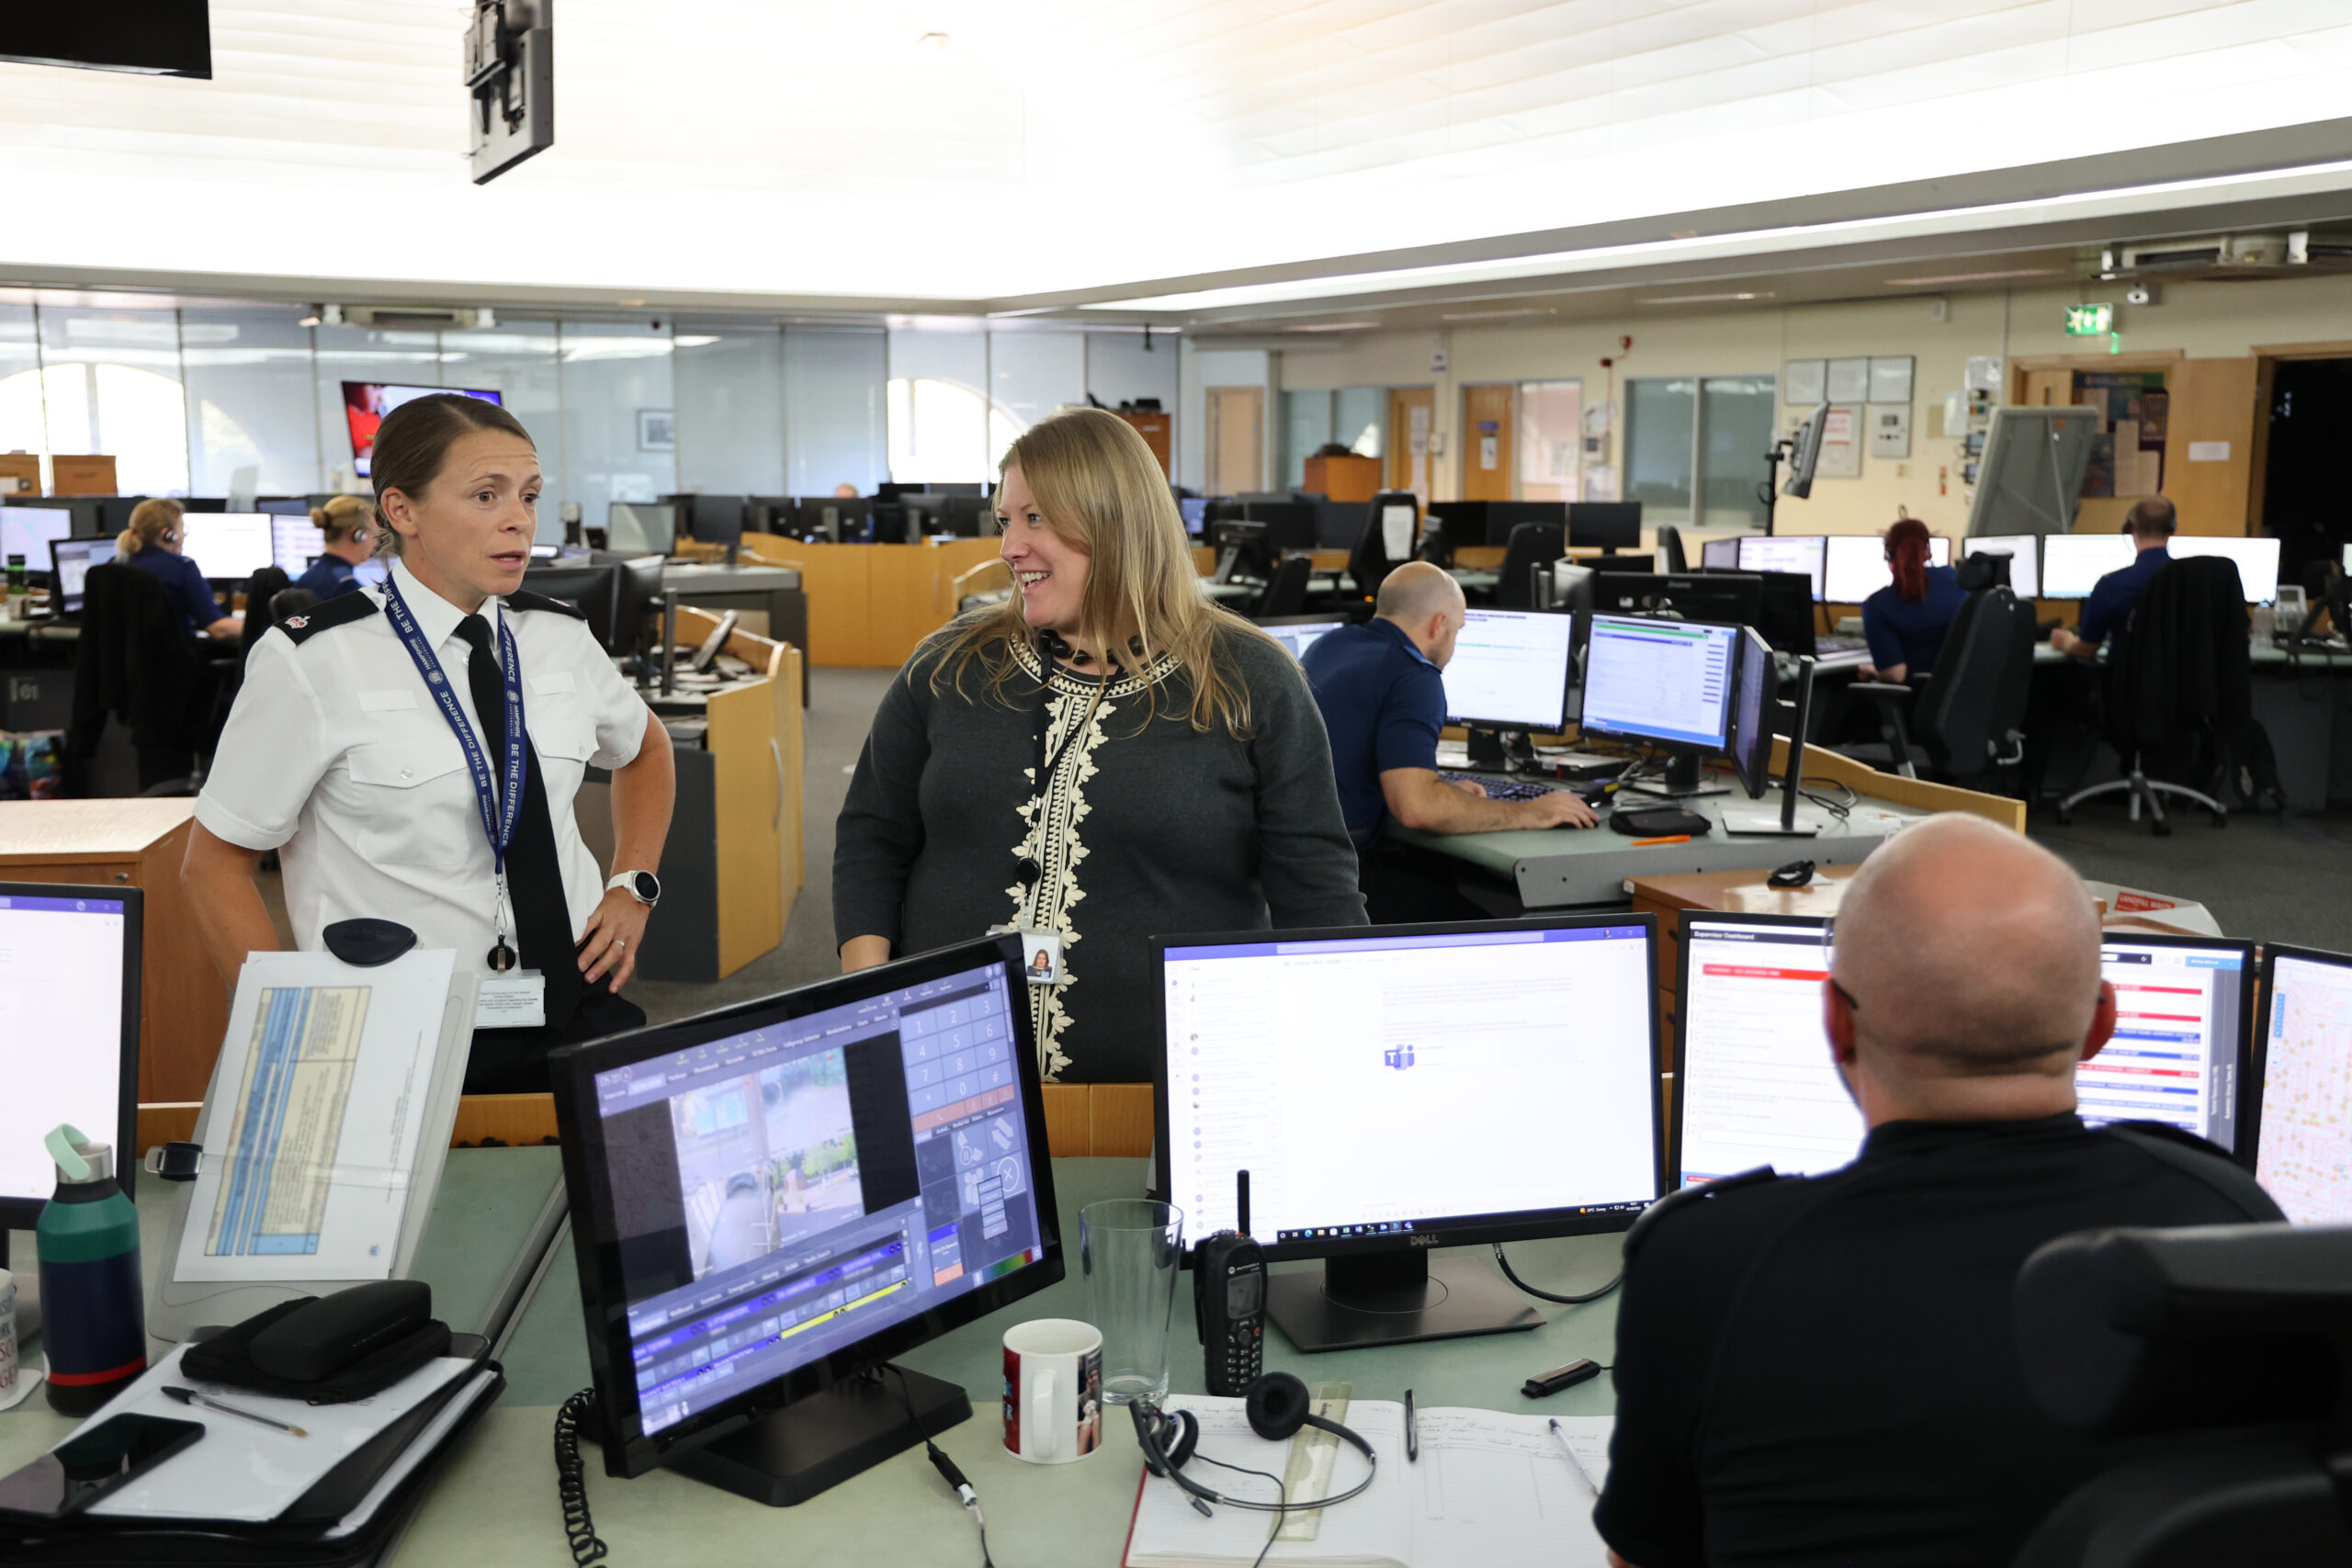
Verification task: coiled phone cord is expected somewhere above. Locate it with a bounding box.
[555,1387,612,1566]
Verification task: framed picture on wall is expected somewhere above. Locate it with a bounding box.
[638,409,676,452]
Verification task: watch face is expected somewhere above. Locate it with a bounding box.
[629,871,661,901]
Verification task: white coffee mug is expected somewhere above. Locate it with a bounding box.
[1001,1317,1103,1464]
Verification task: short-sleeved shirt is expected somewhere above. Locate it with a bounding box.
[127,545,225,639]
[1300,617,1444,842]
[1594,1113,2283,1568]
[293,553,362,600]
[2077,544,2172,647]
[1860,563,1967,673]
[196,557,654,991]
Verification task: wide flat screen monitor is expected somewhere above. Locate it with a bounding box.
[0,885,141,1229]
[1579,614,1738,752]
[1157,916,1660,1349]
[1595,572,1763,632]
[1673,917,2255,1187]
[1260,613,1348,663]
[1441,609,1577,731]
[2252,944,2352,1223]
[270,516,326,574]
[2041,534,2139,599]
[1726,627,1777,797]
[48,538,116,615]
[522,563,623,652]
[676,494,746,548]
[180,511,275,581]
[2169,536,2282,604]
[1566,502,1642,550]
[0,506,73,577]
[1822,532,1951,603]
[608,502,679,557]
[550,936,1061,1487]
[1736,535,1826,601]
[1700,536,1742,571]
[1962,534,2041,599]
[255,498,312,517]
[341,383,503,479]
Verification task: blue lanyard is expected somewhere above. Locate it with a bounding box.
[380,574,527,875]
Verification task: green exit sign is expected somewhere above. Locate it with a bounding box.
[2065,302,2116,335]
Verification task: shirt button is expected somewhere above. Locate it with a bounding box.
[401,768,413,779]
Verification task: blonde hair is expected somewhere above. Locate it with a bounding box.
[928,408,1272,736]
[311,493,376,546]
[117,497,183,557]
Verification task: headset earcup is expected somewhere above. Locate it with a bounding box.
[1163,1407,1200,1471]
[1244,1371,1313,1442]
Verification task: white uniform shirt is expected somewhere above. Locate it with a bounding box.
[198,557,655,986]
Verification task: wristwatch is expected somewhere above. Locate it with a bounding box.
[607,870,662,908]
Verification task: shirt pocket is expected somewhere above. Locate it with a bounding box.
[346,740,480,869]
[530,715,600,805]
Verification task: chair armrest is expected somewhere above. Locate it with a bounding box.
[1849,682,1913,700]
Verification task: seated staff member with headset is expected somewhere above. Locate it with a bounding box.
[183,394,676,1094]
[1859,517,1964,683]
[293,494,379,600]
[2051,495,2175,660]
[833,407,1365,1085]
[1595,816,2280,1568]
[118,497,243,642]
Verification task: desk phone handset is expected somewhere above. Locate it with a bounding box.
[1194,1169,1266,1398]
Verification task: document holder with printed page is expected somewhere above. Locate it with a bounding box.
[149,948,477,1343]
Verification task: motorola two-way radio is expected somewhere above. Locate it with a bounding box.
[1193,1169,1266,1397]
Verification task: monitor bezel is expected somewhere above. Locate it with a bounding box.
[548,933,1065,1480]
[0,884,142,1230]
[1577,612,1741,753]
[1669,909,1833,1189]
[2245,942,2352,1182]
[1441,605,1577,731]
[1151,913,1665,1263]
[1727,626,1779,797]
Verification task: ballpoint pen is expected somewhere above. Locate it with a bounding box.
[1404,1388,1418,1462]
[162,1385,309,1438]
[1549,1417,1594,1492]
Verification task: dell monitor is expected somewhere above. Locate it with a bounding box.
[48,538,116,615]
[0,885,141,1232]
[1441,609,1577,733]
[1580,614,1740,796]
[269,515,326,574]
[608,502,679,558]
[2252,943,2352,1223]
[1962,535,2041,599]
[1737,535,1826,601]
[0,506,73,581]
[2170,536,2283,605]
[179,511,276,581]
[522,562,624,652]
[549,935,1061,1501]
[1701,536,1743,571]
[342,383,503,479]
[1822,532,1951,603]
[2041,534,2139,600]
[1156,915,1661,1349]
[1567,502,1642,552]
[1259,613,1348,663]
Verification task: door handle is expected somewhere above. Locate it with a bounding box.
[770,738,785,830]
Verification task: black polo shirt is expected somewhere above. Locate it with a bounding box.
[1300,616,1445,843]
[1596,1114,2282,1568]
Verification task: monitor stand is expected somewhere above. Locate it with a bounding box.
[1464,725,1510,772]
[662,1365,971,1507]
[1266,1249,1544,1352]
[1620,751,1728,801]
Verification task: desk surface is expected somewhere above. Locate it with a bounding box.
[661,562,801,592]
[2031,637,2352,670]
[0,798,193,860]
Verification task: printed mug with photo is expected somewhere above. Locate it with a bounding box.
[1002,1317,1103,1464]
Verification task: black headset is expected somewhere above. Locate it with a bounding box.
[1129,1371,1379,1517]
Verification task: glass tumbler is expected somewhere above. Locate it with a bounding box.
[1080,1198,1183,1406]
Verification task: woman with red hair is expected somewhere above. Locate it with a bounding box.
[1860,518,1964,682]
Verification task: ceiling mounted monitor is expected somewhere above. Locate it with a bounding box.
[1,1,209,76]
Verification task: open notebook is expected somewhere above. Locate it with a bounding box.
[1124,1397,1613,1568]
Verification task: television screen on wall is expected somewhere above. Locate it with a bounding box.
[342,384,505,478]
[2,3,209,76]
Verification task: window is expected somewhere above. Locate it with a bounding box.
[1623,376,1776,528]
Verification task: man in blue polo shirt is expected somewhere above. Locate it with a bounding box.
[1303,562,1593,916]
[2052,496,2174,660]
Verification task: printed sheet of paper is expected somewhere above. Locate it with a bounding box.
[173,948,455,1282]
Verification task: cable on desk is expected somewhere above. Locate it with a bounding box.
[1491,1244,1623,1305]
[1190,1452,1289,1568]
[888,1362,997,1568]
[1794,774,1857,820]
[555,1387,612,1566]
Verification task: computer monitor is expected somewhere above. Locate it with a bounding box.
[0,884,141,1230]
[1700,536,1743,572]
[522,563,624,652]
[2251,944,2352,1223]
[270,516,326,574]
[1178,497,1208,536]
[178,498,229,514]
[608,502,679,557]
[1737,536,1826,601]
[549,935,1061,1496]
[14,497,104,539]
[1441,609,1577,731]
[179,512,276,581]
[1781,403,1829,500]
[2041,534,2139,599]
[672,494,746,549]
[96,496,144,541]
[1751,570,1816,658]
[1567,502,1642,552]
[1594,572,1763,631]
[1725,626,1778,798]
[48,538,116,615]
[910,494,991,538]
[1579,614,1739,756]
[2169,536,2283,605]
[0,506,73,581]
[1822,533,1951,603]
[341,382,503,478]
[255,497,312,517]
[1259,613,1348,663]
[1672,917,2256,1187]
[1156,915,1661,1349]
[1962,535,2041,599]
[1239,502,1318,553]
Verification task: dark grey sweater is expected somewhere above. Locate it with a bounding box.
[835,624,1367,1082]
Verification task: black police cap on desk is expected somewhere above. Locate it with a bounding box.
[322,918,418,967]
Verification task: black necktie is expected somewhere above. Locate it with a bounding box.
[456,613,582,1030]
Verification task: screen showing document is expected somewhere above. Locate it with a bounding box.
[1578,615,1736,750]
[181,512,275,581]
[271,517,326,573]
[0,893,130,1206]
[0,506,72,573]
[1440,610,1577,729]
[2168,536,2282,604]
[2041,534,2138,599]
[1676,917,1858,1186]
[1823,533,1951,603]
[1736,536,1826,600]
[2256,950,2352,1224]
[1164,925,1657,1241]
[1962,535,2041,599]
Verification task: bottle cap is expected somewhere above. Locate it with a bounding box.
[44,1125,110,1185]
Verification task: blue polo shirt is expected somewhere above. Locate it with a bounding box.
[2078,545,2172,647]
[127,545,226,640]
[294,554,362,600]
[1300,616,1445,843]
[1861,564,1967,674]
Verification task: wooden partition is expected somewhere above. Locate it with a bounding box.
[739,536,1001,667]
[1040,1083,1155,1158]
[672,605,806,962]
[1766,737,2028,832]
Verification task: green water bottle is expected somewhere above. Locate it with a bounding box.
[36,1123,147,1415]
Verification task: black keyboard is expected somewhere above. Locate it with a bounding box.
[1439,771,1561,803]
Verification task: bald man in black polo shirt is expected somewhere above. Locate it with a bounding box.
[1596,816,2279,1568]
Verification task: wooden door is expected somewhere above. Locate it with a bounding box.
[1385,387,1436,502]
[2165,356,2258,535]
[1461,385,1515,501]
[2020,369,2075,407]
[1205,387,1263,495]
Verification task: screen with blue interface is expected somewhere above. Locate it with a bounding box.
[1578,615,1737,750]
[1163,924,1657,1242]
[589,960,1046,1436]
[1737,535,1826,600]
[1441,609,1577,729]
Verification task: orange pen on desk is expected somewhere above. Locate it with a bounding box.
[1630,834,1692,847]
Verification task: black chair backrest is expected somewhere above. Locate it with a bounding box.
[1351,491,1418,600]
[1494,522,1566,610]
[269,586,321,624]
[1657,525,1688,574]
[1255,555,1312,620]
[2108,556,2254,761]
[1914,584,2034,774]
[238,567,292,663]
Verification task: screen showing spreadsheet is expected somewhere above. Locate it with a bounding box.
[1823,533,1951,603]
[2255,947,2352,1224]
[1962,535,2041,599]
[270,517,326,574]
[1577,615,1737,751]
[1440,609,1577,730]
[1736,536,1826,601]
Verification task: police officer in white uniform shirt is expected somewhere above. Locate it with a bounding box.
[185,394,676,1093]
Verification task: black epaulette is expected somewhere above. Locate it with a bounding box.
[1623,1165,1781,1261]
[502,589,587,621]
[277,591,380,645]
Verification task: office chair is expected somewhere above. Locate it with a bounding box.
[1839,580,2035,786]
[1349,491,1417,603]
[1253,556,1312,621]
[1494,522,1566,611]
[236,567,292,665]
[1657,525,1688,573]
[2055,557,2249,834]
[2009,1223,2352,1568]
[65,563,204,797]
